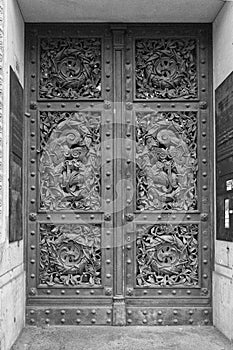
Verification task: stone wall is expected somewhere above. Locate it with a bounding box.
[0,1,25,349]
[213,1,233,341]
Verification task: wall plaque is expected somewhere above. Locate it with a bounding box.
[9,67,23,242]
[216,71,233,242]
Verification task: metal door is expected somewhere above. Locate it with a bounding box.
[25,24,213,326]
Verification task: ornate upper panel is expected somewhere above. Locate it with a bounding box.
[136,111,198,211]
[40,111,101,211]
[135,38,197,100]
[39,38,102,99]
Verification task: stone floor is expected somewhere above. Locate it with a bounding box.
[12,326,233,350]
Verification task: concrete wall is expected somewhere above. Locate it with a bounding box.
[213,1,233,342]
[0,1,25,349]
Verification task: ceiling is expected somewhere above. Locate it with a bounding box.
[17,0,224,23]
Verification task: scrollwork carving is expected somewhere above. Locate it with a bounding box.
[135,39,197,99]
[39,224,101,287]
[136,224,199,287]
[40,111,101,211]
[40,38,102,99]
[136,111,198,211]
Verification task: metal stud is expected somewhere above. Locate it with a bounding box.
[30,159,35,163]
[173,319,178,324]
[189,310,193,315]
[30,319,35,324]
[91,319,96,324]
[202,132,206,137]
[106,145,110,150]
[30,245,35,249]
[76,103,80,108]
[61,310,66,315]
[203,274,208,279]
[127,319,132,324]
[143,319,147,324]
[31,132,35,137]
[61,103,66,108]
[47,103,51,108]
[158,310,162,315]
[187,290,191,295]
[61,319,65,324]
[30,274,35,278]
[173,310,178,315]
[203,185,207,190]
[61,290,65,295]
[172,290,176,295]
[61,214,66,219]
[106,259,111,264]
[106,274,111,278]
[203,245,208,250]
[202,172,207,177]
[158,319,163,324]
[106,87,110,92]
[76,290,80,295]
[157,104,161,108]
[45,310,50,315]
[30,231,35,235]
[203,259,208,264]
[90,290,95,295]
[76,319,81,324]
[30,310,35,314]
[202,145,207,150]
[45,319,50,324]
[189,319,193,324]
[30,199,35,204]
[143,215,147,220]
[30,259,35,264]
[47,290,51,294]
[31,186,35,190]
[158,290,162,295]
[202,159,207,164]
[106,319,111,324]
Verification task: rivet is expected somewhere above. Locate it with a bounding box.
[173,319,178,324]
[173,310,177,315]
[61,214,66,219]
[202,88,206,92]
[127,259,131,264]
[158,215,161,220]
[203,259,208,264]
[143,290,148,295]
[126,159,131,164]
[202,119,207,124]
[126,75,130,79]
[47,290,51,294]
[128,319,132,324]
[91,309,96,314]
[127,199,131,204]
[45,310,50,315]
[126,133,131,137]
[47,103,51,108]
[106,172,111,176]
[106,274,111,278]
[106,185,111,190]
[189,319,193,324]
[106,45,110,49]
[76,215,80,219]
[143,310,147,315]
[31,172,36,177]
[127,245,131,250]
[202,145,207,150]
[106,199,111,203]
[203,274,208,279]
[31,74,36,78]
[31,186,35,190]
[106,119,110,123]
[106,60,110,64]
[158,319,163,324]
[61,310,66,315]
[187,290,191,295]
[91,318,96,324]
[202,172,207,177]
[189,310,193,315]
[106,246,111,250]
[90,290,95,295]
[171,103,175,108]
[186,104,190,108]
[143,215,147,220]
[204,319,209,325]
[61,319,65,324]
[204,310,209,315]
[90,103,94,108]
[30,231,35,235]
[106,131,110,137]
[30,259,35,264]
[127,186,131,190]
[202,159,207,164]
[172,215,176,220]
[106,145,110,150]
[76,318,81,324]
[31,145,36,150]
[61,290,65,295]
[30,245,35,249]
[158,290,162,295]
[201,60,206,64]
[157,104,161,108]
[143,103,147,108]
[31,132,35,137]
[106,74,110,78]
[106,259,111,264]
[106,319,111,323]
[30,310,35,314]
[31,199,35,204]
[126,145,131,150]
[126,60,130,65]
[106,231,111,235]
[106,158,111,163]
[158,311,162,315]
[143,319,147,324]
[47,215,51,219]
[31,159,35,163]
[61,103,66,108]
[172,290,176,295]
[31,87,35,92]
[90,214,95,219]
[202,132,206,137]
[76,103,80,108]
[126,89,131,93]
[30,319,35,324]
[106,87,110,92]
[45,318,50,324]
[127,310,132,315]
[202,74,206,78]
[203,245,208,250]
[203,185,207,190]
[31,60,36,64]
[76,290,80,295]
[30,119,35,124]
[187,215,191,220]
[107,310,112,315]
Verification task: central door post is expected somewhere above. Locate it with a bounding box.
[112,27,126,326]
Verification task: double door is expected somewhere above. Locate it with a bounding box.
[25,24,213,326]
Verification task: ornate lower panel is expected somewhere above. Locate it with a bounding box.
[126,307,212,326]
[26,306,112,326]
[39,223,102,287]
[136,224,199,287]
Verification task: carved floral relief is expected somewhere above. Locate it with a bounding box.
[39,224,101,286]
[135,39,197,99]
[136,111,198,211]
[136,224,199,287]
[40,111,101,210]
[40,38,102,99]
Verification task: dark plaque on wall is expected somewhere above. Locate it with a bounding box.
[9,67,23,242]
[216,71,233,242]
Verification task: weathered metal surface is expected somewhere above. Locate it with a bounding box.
[25,23,212,326]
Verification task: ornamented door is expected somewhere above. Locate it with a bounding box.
[25,24,213,326]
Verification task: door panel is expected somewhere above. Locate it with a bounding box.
[25,24,212,326]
